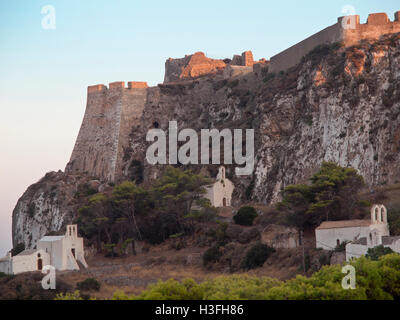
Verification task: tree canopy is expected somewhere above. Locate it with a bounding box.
[278,162,366,230]
[76,166,215,251]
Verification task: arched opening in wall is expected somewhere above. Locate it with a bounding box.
[336,239,340,246]
[71,248,76,258]
[153,121,159,129]
[223,198,227,207]
[375,209,378,222]
[37,258,43,271]
[369,233,372,242]
[69,227,72,236]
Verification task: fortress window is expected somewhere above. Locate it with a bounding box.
[153,121,159,129]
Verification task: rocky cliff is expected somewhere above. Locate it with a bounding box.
[12,32,400,249]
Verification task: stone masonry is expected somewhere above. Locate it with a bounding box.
[269,11,400,73]
[66,82,147,182]
[66,11,400,184]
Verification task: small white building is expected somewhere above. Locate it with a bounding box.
[315,204,390,251]
[0,225,88,275]
[205,166,234,207]
[345,205,400,261]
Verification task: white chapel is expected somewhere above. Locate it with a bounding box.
[0,225,88,275]
[204,166,234,207]
[315,204,400,261]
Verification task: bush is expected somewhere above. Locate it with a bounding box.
[388,208,400,235]
[366,245,394,261]
[334,241,348,252]
[76,278,101,292]
[121,279,204,300]
[111,254,400,300]
[233,206,258,226]
[55,290,84,300]
[243,243,275,270]
[203,246,221,266]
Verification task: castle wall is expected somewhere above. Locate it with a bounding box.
[115,87,148,180]
[269,23,343,73]
[269,11,400,73]
[343,13,400,47]
[66,82,148,182]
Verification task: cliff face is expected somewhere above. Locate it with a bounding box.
[12,32,400,248]
[254,34,400,202]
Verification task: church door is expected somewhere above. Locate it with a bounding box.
[223,198,227,207]
[71,248,76,258]
[37,258,43,271]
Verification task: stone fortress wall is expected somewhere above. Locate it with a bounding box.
[163,50,267,83]
[269,11,400,72]
[66,11,400,182]
[66,82,148,182]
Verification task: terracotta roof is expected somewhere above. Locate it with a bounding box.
[316,219,371,230]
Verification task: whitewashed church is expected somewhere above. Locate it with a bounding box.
[0,225,88,275]
[204,166,234,207]
[315,204,400,261]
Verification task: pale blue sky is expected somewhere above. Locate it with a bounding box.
[0,0,399,256]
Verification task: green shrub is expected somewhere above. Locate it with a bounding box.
[55,290,84,300]
[334,241,348,252]
[243,243,275,270]
[203,246,221,266]
[388,208,400,235]
[233,206,258,226]
[128,279,204,300]
[110,254,400,300]
[75,183,98,198]
[76,278,101,292]
[366,245,394,261]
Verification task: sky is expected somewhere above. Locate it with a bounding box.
[0,0,399,256]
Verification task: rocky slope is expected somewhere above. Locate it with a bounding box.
[12,32,400,249]
[12,171,110,248]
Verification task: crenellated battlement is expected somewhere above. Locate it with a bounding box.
[70,9,400,183]
[269,10,400,73]
[70,80,149,182]
[338,12,400,29]
[109,81,125,90]
[128,81,148,89]
[87,81,149,93]
[87,84,106,93]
